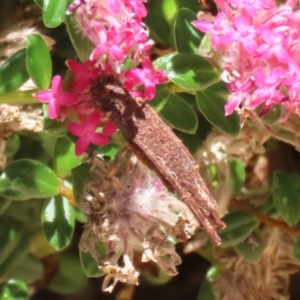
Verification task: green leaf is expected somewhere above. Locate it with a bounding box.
[0,222,29,277]
[198,33,214,57]
[26,34,52,89]
[197,279,215,300]
[36,131,57,158]
[53,136,83,178]
[4,159,60,198]
[0,49,29,93]
[65,15,94,61]
[5,134,20,157]
[42,0,68,28]
[48,252,87,294]
[72,163,91,208]
[174,8,203,54]
[234,230,266,263]
[97,143,120,160]
[4,200,45,236]
[0,279,28,300]
[0,197,11,216]
[196,89,240,136]
[262,105,282,124]
[9,254,43,284]
[74,207,87,223]
[142,269,172,285]
[0,176,31,201]
[207,81,229,97]
[273,172,300,226]
[154,53,176,70]
[163,53,219,90]
[292,235,300,261]
[43,115,68,137]
[218,211,258,248]
[0,221,26,266]
[42,196,75,250]
[228,160,246,197]
[144,0,199,46]
[80,251,105,277]
[159,93,198,133]
[148,84,169,112]
[176,112,212,153]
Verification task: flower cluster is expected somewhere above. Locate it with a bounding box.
[34,0,166,155]
[193,0,300,118]
[80,149,198,292]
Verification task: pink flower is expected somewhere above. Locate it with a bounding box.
[34,76,79,119]
[67,60,99,92]
[193,0,300,116]
[124,56,167,100]
[249,67,283,109]
[90,27,126,62]
[67,111,112,155]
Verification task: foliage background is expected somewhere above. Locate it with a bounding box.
[1,0,300,299]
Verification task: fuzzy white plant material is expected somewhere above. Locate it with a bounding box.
[80,148,198,292]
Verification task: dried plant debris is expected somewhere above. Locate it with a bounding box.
[214,229,300,300]
[80,149,198,292]
[91,74,225,246]
[0,104,42,132]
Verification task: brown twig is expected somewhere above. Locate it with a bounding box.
[231,200,300,236]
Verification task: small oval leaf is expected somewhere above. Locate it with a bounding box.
[164,53,219,90]
[26,34,52,89]
[0,177,31,201]
[196,89,240,136]
[48,253,87,294]
[174,8,203,54]
[0,279,28,300]
[234,230,266,263]
[228,160,246,197]
[4,159,60,198]
[0,223,29,277]
[148,84,169,112]
[218,211,258,248]
[9,254,43,284]
[53,136,83,178]
[197,279,216,300]
[43,0,68,28]
[5,134,20,157]
[159,93,198,133]
[97,143,120,160]
[80,250,105,278]
[0,49,29,93]
[154,53,176,70]
[72,163,91,208]
[42,196,75,250]
[273,172,300,226]
[65,14,94,61]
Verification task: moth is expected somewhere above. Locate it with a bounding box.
[91,74,225,245]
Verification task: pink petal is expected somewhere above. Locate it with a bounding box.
[75,136,90,156]
[34,91,53,103]
[50,76,62,94]
[144,79,156,100]
[103,121,117,135]
[48,101,60,119]
[90,133,109,145]
[108,0,121,13]
[86,112,102,131]
[66,60,83,73]
[67,122,84,136]
[58,92,79,106]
